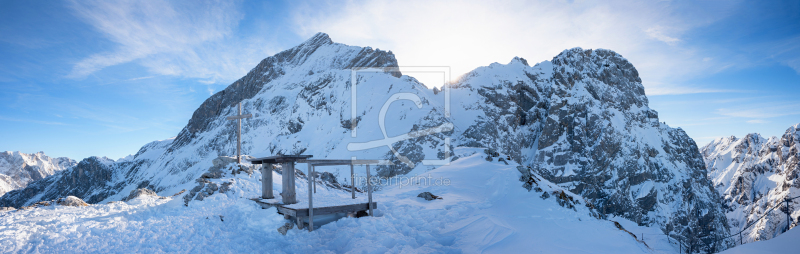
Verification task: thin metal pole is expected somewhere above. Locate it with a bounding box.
[313,166,316,194]
[366,164,373,216]
[237,102,242,164]
[350,164,355,199]
[308,163,314,231]
[786,198,791,232]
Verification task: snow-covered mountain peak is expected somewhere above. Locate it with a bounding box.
[174,32,401,149]
[508,56,529,67]
[0,151,75,196]
[701,123,800,244]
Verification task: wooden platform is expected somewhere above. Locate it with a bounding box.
[252,198,377,217]
[247,154,382,231]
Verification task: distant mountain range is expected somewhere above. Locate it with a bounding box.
[702,123,800,245]
[1,33,732,252]
[0,151,75,196]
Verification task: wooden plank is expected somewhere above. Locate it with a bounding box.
[367,164,373,216]
[276,206,296,217]
[290,202,378,217]
[261,163,274,199]
[225,114,252,120]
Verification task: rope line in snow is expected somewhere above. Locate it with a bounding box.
[719,194,799,242]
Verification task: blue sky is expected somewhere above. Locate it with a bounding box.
[1,0,798,160]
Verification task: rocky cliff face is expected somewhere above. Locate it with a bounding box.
[446,48,732,252]
[0,151,75,197]
[2,33,731,252]
[701,124,800,245]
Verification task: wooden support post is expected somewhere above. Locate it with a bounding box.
[281,162,297,204]
[297,216,304,230]
[261,163,273,199]
[350,164,355,199]
[308,163,314,231]
[366,164,373,216]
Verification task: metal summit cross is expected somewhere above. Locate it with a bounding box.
[226,102,252,163]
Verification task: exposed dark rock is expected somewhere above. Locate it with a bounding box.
[417,192,442,201]
[57,196,89,207]
[277,222,294,235]
[122,188,158,202]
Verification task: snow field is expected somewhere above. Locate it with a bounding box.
[1,148,675,253]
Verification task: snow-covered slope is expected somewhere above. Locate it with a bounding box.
[0,151,75,197]
[719,227,800,254]
[2,33,730,252]
[701,124,800,244]
[0,148,670,253]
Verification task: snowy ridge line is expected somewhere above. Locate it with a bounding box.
[720,194,800,243]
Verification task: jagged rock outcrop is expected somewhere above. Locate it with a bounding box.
[446,48,732,252]
[122,188,159,202]
[701,124,800,245]
[57,196,89,207]
[0,151,75,196]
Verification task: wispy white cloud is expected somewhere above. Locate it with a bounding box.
[746,119,767,124]
[66,0,273,84]
[645,80,752,95]
[716,103,800,118]
[0,116,67,126]
[645,26,682,45]
[289,0,739,86]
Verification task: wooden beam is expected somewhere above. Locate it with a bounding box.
[284,202,378,217]
[250,155,313,164]
[276,206,296,217]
